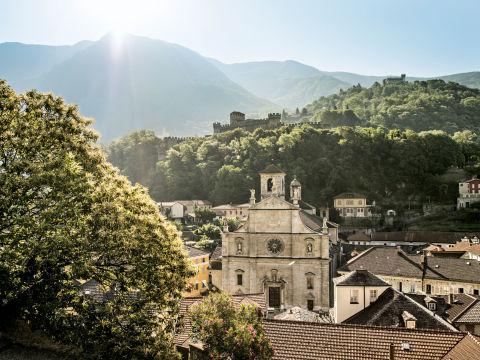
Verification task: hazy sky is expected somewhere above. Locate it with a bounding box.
[1,0,478,76]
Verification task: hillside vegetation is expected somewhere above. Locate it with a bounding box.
[306,80,480,133]
[107,125,480,212]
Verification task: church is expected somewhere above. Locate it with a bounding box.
[221,165,332,311]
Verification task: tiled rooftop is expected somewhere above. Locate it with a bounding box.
[334,269,390,287]
[343,288,456,331]
[455,300,480,324]
[263,319,472,360]
[339,247,480,284]
[185,245,210,258]
[441,334,480,360]
[273,307,332,323]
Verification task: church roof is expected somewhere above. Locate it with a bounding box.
[258,164,285,174]
[299,211,337,232]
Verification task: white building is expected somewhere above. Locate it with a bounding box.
[212,203,250,220]
[457,178,480,209]
[158,201,185,219]
[333,269,389,323]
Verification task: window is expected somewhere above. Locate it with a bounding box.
[458,288,464,294]
[474,289,479,295]
[358,200,363,205]
[307,277,314,290]
[426,284,432,294]
[307,299,314,311]
[350,289,359,304]
[208,274,212,284]
[398,282,403,292]
[428,302,436,310]
[346,200,354,205]
[370,289,378,302]
[237,274,243,286]
[337,200,342,205]
[194,283,199,290]
[267,178,273,192]
[410,283,416,293]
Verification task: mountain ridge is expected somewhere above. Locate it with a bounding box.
[0,33,479,140]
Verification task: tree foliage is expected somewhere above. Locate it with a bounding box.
[307,80,480,134]
[0,81,193,359]
[107,123,474,210]
[188,293,273,360]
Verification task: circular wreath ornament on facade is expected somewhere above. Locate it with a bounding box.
[267,238,284,255]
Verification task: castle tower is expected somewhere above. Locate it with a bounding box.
[259,164,286,200]
[290,177,302,206]
[230,111,245,125]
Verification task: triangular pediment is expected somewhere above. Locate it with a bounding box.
[251,196,298,210]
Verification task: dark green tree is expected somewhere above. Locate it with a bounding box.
[0,81,193,359]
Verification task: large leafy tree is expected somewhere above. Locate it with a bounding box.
[0,80,193,359]
[188,293,273,360]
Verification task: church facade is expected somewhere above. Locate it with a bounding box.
[221,165,331,311]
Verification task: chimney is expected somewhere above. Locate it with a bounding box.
[389,343,395,360]
[419,252,427,269]
[447,293,454,305]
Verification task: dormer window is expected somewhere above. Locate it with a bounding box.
[428,302,436,310]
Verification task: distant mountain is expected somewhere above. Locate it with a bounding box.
[210,59,351,108]
[321,71,480,90]
[12,34,274,141]
[1,33,479,140]
[323,71,384,87]
[437,72,480,89]
[0,41,92,88]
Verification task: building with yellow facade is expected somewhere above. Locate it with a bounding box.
[333,192,372,218]
[183,246,210,297]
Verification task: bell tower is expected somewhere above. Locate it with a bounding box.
[259,164,286,200]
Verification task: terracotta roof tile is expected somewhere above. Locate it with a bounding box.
[185,245,210,258]
[441,334,480,360]
[455,301,480,324]
[334,269,390,287]
[344,288,456,331]
[264,319,467,359]
[339,247,480,284]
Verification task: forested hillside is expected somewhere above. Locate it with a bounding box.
[306,80,480,133]
[106,125,480,211]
